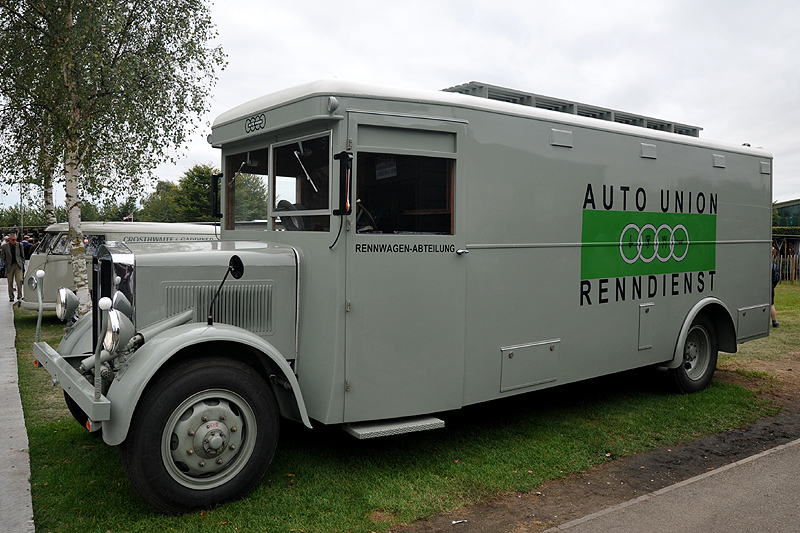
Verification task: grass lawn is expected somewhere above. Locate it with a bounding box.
[16,285,796,533]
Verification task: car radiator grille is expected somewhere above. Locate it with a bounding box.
[164,281,273,334]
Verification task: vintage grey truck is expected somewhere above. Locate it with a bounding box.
[34,79,773,513]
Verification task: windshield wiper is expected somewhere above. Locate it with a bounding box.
[294,151,319,193]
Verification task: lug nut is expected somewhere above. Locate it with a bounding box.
[230,426,237,432]
[198,461,205,467]
[219,414,226,421]
[201,415,209,422]
[188,430,195,436]
[216,458,223,465]
[187,449,194,455]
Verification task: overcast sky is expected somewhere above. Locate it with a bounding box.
[5,0,800,209]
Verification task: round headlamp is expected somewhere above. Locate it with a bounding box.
[55,288,79,322]
[103,309,135,352]
[27,270,45,292]
[111,291,134,321]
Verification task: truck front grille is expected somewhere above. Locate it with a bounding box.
[164,281,273,335]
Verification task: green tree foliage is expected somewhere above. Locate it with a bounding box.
[98,196,138,222]
[177,164,216,222]
[0,199,109,228]
[136,164,269,223]
[235,174,269,222]
[139,181,181,222]
[0,0,226,195]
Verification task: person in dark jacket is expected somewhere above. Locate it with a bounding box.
[772,247,780,328]
[0,234,25,302]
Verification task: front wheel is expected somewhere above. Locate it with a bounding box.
[671,314,718,393]
[121,357,279,514]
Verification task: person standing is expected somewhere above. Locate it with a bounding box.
[772,247,780,328]
[0,234,25,302]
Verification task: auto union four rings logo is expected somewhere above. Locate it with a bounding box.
[245,113,266,133]
[619,223,689,264]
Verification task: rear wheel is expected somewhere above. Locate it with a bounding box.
[121,357,279,514]
[672,314,718,393]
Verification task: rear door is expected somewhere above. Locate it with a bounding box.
[343,112,468,422]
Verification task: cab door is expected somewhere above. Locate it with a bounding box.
[343,113,467,422]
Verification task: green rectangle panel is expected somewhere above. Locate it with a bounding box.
[581,210,716,280]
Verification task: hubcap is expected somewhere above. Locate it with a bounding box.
[683,325,710,381]
[161,389,256,489]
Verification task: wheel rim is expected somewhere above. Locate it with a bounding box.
[683,325,711,381]
[161,388,257,490]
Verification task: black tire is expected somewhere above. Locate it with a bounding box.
[671,314,718,393]
[121,357,279,514]
[64,390,89,429]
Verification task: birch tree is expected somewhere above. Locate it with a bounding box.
[0,0,225,312]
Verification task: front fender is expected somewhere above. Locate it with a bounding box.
[102,322,311,446]
[56,311,93,355]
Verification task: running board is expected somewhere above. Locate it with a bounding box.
[343,416,445,439]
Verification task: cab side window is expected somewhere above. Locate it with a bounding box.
[356,152,454,235]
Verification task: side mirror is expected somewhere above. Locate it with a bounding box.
[211,172,223,219]
[333,151,352,216]
[229,255,244,279]
[207,255,244,326]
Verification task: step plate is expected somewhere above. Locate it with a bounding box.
[343,416,445,439]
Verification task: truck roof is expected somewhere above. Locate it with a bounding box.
[211,79,770,157]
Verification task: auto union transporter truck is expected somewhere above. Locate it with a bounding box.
[34,79,773,513]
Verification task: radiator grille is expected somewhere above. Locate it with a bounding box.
[164,281,273,334]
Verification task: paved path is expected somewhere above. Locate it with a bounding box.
[546,437,800,532]
[0,300,35,532]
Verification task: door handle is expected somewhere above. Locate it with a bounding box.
[456,249,469,255]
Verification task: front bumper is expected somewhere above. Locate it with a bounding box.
[33,342,110,421]
[20,298,56,311]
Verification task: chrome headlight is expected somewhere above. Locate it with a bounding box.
[103,309,135,352]
[55,288,79,322]
[27,270,46,292]
[111,291,134,321]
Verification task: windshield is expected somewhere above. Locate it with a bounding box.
[36,232,55,254]
[224,132,332,232]
[49,233,105,255]
[50,233,70,255]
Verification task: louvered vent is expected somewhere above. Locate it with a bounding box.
[164,281,273,334]
[443,81,702,137]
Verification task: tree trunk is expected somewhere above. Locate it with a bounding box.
[64,151,89,315]
[61,5,90,315]
[43,170,57,225]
